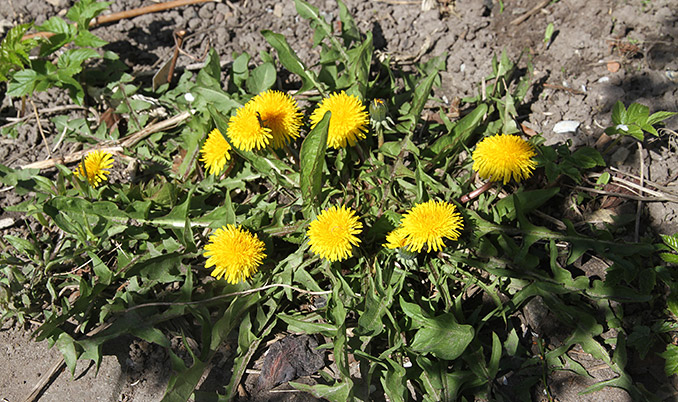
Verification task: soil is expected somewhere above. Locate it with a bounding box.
[0,0,677,401]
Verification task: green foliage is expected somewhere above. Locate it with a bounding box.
[0,23,39,82]
[0,0,676,401]
[604,100,677,141]
[5,0,110,105]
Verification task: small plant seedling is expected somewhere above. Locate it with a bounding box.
[543,22,555,49]
[604,100,676,141]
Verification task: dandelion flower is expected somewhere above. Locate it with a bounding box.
[200,128,232,175]
[309,91,369,149]
[472,134,537,184]
[74,150,114,187]
[307,205,363,262]
[203,224,266,284]
[227,102,273,151]
[384,227,408,249]
[400,200,464,253]
[252,90,302,149]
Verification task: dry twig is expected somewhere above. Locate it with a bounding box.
[22,0,215,40]
[21,111,192,170]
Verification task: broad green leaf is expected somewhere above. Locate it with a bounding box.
[381,358,407,402]
[410,312,474,360]
[87,251,112,286]
[662,344,678,377]
[488,332,502,378]
[290,381,351,402]
[56,332,80,376]
[428,103,488,160]
[495,187,560,221]
[401,67,439,133]
[246,62,276,94]
[337,0,360,44]
[610,101,626,125]
[299,111,330,212]
[262,29,323,94]
[7,69,40,98]
[279,314,337,336]
[66,0,111,29]
[626,102,649,124]
[647,110,677,125]
[661,234,678,252]
[73,30,108,48]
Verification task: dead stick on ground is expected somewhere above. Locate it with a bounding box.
[21,111,192,170]
[22,322,113,402]
[510,0,550,25]
[23,0,215,40]
[635,142,644,242]
[29,98,52,159]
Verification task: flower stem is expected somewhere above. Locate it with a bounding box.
[428,261,453,312]
[460,180,494,203]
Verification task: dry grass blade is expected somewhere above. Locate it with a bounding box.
[21,111,192,170]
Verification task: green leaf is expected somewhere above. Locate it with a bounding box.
[495,187,560,221]
[299,111,330,211]
[0,23,37,82]
[337,0,360,44]
[661,344,678,377]
[56,332,80,376]
[647,110,677,126]
[488,332,502,378]
[660,252,678,264]
[409,312,474,360]
[73,30,108,47]
[161,356,207,402]
[661,234,678,252]
[66,0,111,29]
[290,381,351,402]
[626,102,649,124]
[87,251,113,286]
[261,30,323,94]
[7,69,40,98]
[429,103,488,159]
[231,52,250,89]
[279,314,338,336]
[57,48,100,74]
[610,101,626,125]
[401,67,440,133]
[246,62,276,94]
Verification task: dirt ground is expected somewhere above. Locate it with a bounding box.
[0,0,677,401]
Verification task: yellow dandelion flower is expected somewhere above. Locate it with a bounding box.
[384,227,408,249]
[74,150,114,187]
[307,205,363,262]
[203,224,266,284]
[252,90,302,149]
[309,91,369,149]
[400,200,464,253]
[200,128,232,175]
[472,134,537,184]
[227,102,273,151]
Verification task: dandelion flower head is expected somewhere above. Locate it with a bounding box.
[74,150,114,187]
[384,227,408,250]
[203,224,266,284]
[309,91,369,149]
[226,102,273,151]
[400,200,464,253]
[472,134,537,184]
[307,205,363,262]
[200,128,232,176]
[251,90,302,149]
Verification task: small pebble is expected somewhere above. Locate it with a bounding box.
[553,120,580,134]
